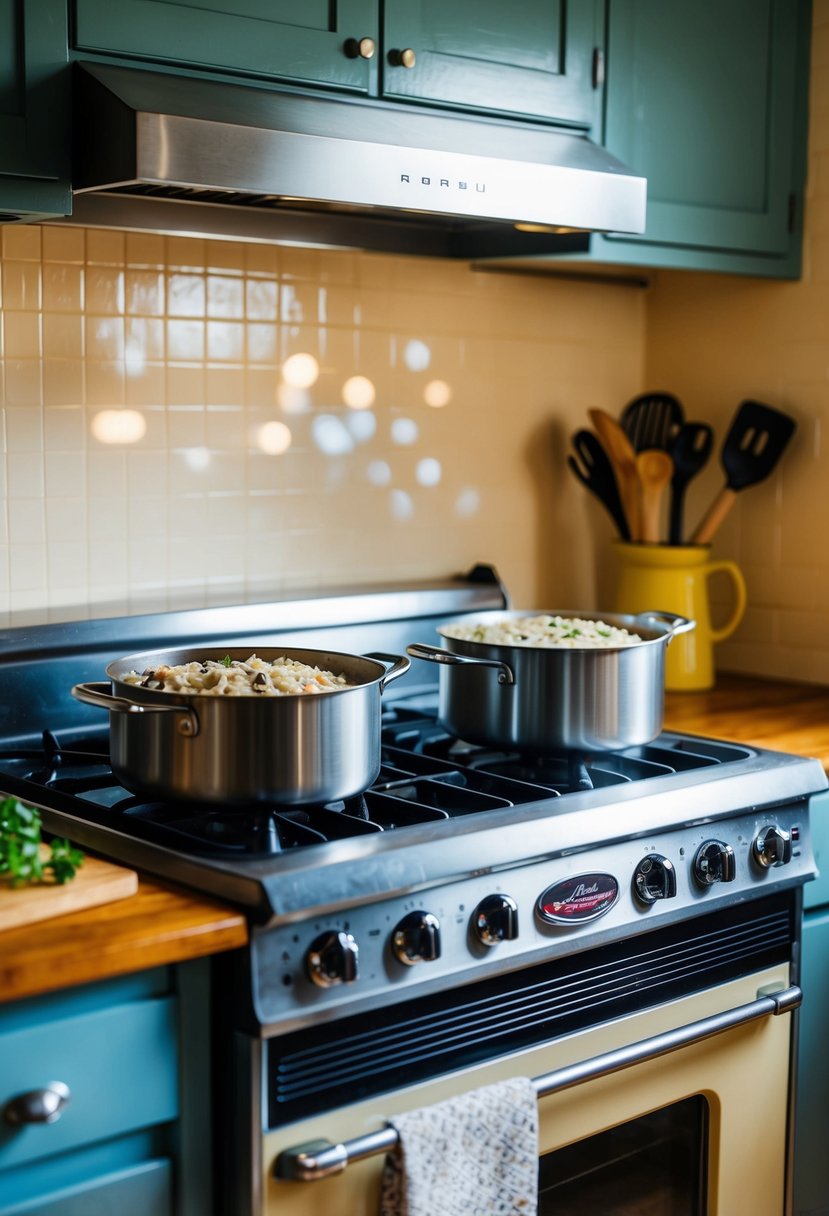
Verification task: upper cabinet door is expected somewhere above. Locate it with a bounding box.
[602,0,802,256]
[73,0,379,93]
[0,0,69,219]
[381,0,602,127]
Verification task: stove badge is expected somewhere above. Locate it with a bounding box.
[536,873,619,926]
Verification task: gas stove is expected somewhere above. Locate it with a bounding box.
[0,566,825,1037]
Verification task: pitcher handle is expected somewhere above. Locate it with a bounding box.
[705,560,747,643]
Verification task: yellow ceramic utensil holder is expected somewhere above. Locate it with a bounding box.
[613,542,747,691]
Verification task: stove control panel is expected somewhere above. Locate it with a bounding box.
[254,803,814,1029]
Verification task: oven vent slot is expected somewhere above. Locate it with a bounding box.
[267,893,794,1128]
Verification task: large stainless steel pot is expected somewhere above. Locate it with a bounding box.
[71,648,410,806]
[407,610,693,752]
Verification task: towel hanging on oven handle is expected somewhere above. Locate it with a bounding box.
[273,984,801,1183]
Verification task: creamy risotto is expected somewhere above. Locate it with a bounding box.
[122,654,352,696]
[441,615,642,649]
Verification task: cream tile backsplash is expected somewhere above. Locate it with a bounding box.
[0,224,645,623]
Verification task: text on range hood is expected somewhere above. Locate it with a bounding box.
[69,63,647,259]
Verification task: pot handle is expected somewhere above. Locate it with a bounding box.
[362,653,411,693]
[406,643,515,686]
[632,612,696,639]
[71,682,200,737]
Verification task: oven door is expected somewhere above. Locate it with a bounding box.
[262,960,795,1216]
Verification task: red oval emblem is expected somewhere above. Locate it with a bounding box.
[536,872,619,925]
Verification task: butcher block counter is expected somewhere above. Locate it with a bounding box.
[0,877,248,1004]
[2,673,828,1005]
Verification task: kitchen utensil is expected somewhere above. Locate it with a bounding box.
[613,541,746,691]
[407,609,694,752]
[72,648,410,806]
[691,400,797,544]
[668,422,714,544]
[621,391,684,453]
[588,408,641,540]
[0,850,137,931]
[635,449,673,543]
[567,429,631,540]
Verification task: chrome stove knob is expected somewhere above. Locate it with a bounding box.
[693,839,736,887]
[472,894,519,946]
[633,854,677,905]
[306,930,359,988]
[392,911,441,965]
[753,825,792,869]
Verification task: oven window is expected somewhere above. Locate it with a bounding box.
[538,1095,708,1215]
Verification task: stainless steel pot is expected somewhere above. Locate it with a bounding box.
[71,648,410,806]
[407,610,694,752]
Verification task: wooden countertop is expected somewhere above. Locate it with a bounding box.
[3,672,828,1006]
[664,673,829,772]
[0,877,248,1004]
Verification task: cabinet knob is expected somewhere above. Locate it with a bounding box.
[388,47,417,69]
[3,1081,71,1126]
[344,36,376,60]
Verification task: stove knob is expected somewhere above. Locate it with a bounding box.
[633,854,677,906]
[753,824,792,869]
[306,930,359,988]
[392,911,441,965]
[472,894,519,946]
[693,839,736,887]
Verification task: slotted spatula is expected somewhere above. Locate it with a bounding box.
[691,400,796,544]
[621,391,684,453]
[567,429,631,540]
[668,422,713,544]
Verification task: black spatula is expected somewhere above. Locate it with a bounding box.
[567,429,631,540]
[621,391,684,452]
[668,422,713,544]
[691,400,796,544]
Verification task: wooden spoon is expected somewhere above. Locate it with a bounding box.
[588,408,641,540]
[636,449,673,543]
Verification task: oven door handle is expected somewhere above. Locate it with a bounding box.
[273,983,801,1183]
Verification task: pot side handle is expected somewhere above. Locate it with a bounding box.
[406,643,515,686]
[362,653,411,693]
[71,682,200,737]
[632,612,696,640]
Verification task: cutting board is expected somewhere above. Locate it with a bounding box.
[0,850,138,931]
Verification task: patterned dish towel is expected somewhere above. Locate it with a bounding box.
[379,1076,538,1216]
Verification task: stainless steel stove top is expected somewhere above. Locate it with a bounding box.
[1,566,825,1033]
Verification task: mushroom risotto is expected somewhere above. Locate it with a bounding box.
[441,615,642,648]
[122,655,352,696]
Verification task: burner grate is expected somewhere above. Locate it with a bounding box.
[0,721,754,860]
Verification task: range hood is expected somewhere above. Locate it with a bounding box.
[68,62,646,259]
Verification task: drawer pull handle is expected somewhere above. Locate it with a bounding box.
[3,1081,71,1126]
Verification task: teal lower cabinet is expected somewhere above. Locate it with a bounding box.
[0,964,210,1216]
[793,791,829,1215]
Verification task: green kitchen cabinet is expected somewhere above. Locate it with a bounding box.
[0,964,211,1216]
[561,0,811,277]
[0,0,70,222]
[72,0,603,130]
[73,0,380,94]
[380,0,602,127]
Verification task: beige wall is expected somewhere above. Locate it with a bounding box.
[642,3,829,684]
[0,224,644,624]
[1,7,826,691]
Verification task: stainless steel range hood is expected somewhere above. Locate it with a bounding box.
[68,63,646,259]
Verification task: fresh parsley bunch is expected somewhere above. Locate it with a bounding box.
[0,797,84,886]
